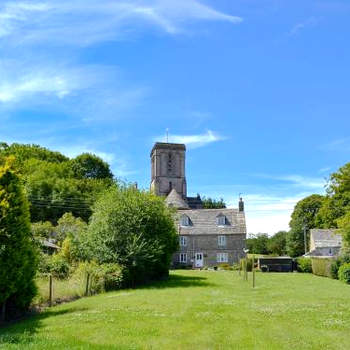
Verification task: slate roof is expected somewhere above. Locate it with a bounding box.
[177,208,246,235]
[165,189,189,209]
[310,229,342,248]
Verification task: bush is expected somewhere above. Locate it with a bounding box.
[86,187,178,286]
[49,254,71,279]
[331,253,350,279]
[311,258,334,278]
[240,258,253,272]
[73,261,124,294]
[218,263,232,271]
[338,263,350,284]
[296,257,312,273]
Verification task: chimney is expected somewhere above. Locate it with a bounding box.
[239,197,244,212]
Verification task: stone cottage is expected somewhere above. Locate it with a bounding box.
[150,142,247,268]
[306,229,342,257]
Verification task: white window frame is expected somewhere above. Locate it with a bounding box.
[217,253,228,263]
[218,235,226,247]
[179,253,187,263]
[217,215,226,226]
[180,215,190,227]
[180,236,187,247]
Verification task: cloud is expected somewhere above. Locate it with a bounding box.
[0,0,242,46]
[322,137,350,152]
[289,17,320,36]
[254,173,326,190]
[154,130,226,148]
[319,167,331,174]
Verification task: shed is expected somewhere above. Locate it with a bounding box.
[258,257,294,272]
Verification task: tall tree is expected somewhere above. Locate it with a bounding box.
[246,233,270,254]
[287,194,324,257]
[0,157,38,320]
[267,231,288,256]
[202,196,226,209]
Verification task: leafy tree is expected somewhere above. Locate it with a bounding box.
[267,231,288,256]
[86,186,178,285]
[56,212,87,243]
[287,194,324,257]
[31,221,55,239]
[337,212,350,249]
[0,157,38,320]
[70,153,113,180]
[202,196,226,209]
[246,233,270,254]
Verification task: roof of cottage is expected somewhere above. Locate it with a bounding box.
[177,208,246,235]
[165,189,189,209]
[310,229,342,248]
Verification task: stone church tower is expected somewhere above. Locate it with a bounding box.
[150,142,187,198]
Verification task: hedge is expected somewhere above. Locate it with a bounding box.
[338,263,350,284]
[296,257,312,273]
[311,257,335,278]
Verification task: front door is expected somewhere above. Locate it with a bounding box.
[195,252,203,268]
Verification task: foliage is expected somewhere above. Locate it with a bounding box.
[296,257,312,273]
[0,157,38,319]
[31,221,56,239]
[330,252,350,279]
[239,258,253,272]
[201,196,226,209]
[49,254,71,279]
[70,153,113,180]
[55,212,87,243]
[0,143,114,223]
[286,195,325,257]
[311,257,334,278]
[336,212,350,249]
[218,263,232,271]
[267,231,288,256]
[86,186,178,286]
[338,263,350,284]
[246,233,269,255]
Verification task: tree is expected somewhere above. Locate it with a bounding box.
[267,231,288,256]
[85,186,178,285]
[287,194,324,257]
[337,212,350,249]
[202,196,226,209]
[70,153,113,180]
[0,157,38,320]
[246,233,270,255]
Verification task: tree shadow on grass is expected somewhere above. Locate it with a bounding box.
[0,306,88,346]
[141,273,215,290]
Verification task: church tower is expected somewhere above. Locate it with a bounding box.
[150,142,187,198]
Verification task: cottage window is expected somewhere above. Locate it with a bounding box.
[217,215,226,226]
[218,235,226,247]
[180,215,190,227]
[179,253,187,263]
[217,253,228,263]
[180,236,187,247]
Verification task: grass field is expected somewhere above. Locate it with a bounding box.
[1,270,350,349]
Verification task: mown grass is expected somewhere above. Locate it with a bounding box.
[1,270,350,349]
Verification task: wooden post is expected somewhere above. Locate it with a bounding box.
[252,254,255,288]
[1,300,6,323]
[85,273,90,296]
[245,256,248,281]
[49,274,53,307]
[238,260,241,276]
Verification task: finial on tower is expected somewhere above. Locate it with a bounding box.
[239,194,244,212]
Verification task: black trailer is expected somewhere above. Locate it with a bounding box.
[258,257,294,272]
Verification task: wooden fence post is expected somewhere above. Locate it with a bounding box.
[252,254,256,288]
[49,274,53,307]
[85,273,90,296]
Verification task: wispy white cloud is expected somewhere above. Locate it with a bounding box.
[254,173,326,190]
[155,130,227,148]
[0,0,242,46]
[322,137,350,152]
[318,166,331,174]
[289,17,320,36]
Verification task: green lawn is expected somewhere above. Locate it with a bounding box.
[1,270,350,349]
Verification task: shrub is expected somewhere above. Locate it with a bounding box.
[311,257,334,278]
[218,263,232,271]
[331,253,350,279]
[296,257,312,273]
[0,157,38,320]
[86,187,178,286]
[49,254,71,279]
[338,263,350,284]
[240,258,252,272]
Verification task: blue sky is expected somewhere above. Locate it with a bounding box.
[1,0,350,234]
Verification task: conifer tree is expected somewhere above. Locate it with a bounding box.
[0,157,38,321]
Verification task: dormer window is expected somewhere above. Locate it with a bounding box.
[180,215,190,227]
[217,214,227,226]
